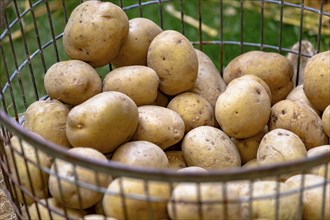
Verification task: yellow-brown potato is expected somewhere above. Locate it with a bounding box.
[165,151,188,170]
[177,166,208,174]
[152,90,169,107]
[4,135,52,205]
[307,145,330,178]
[167,182,241,220]
[167,92,215,133]
[131,105,185,150]
[66,91,138,154]
[303,51,330,112]
[285,174,330,220]
[81,214,117,220]
[242,159,258,168]
[44,60,102,105]
[102,66,159,106]
[239,74,272,101]
[147,30,198,96]
[102,177,171,220]
[182,126,241,169]
[49,147,110,209]
[63,1,129,68]
[323,105,330,137]
[111,17,162,67]
[223,50,294,104]
[24,99,71,148]
[189,49,227,108]
[111,141,169,169]
[269,99,328,149]
[215,77,271,139]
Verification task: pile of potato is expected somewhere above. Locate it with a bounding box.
[3,1,330,219]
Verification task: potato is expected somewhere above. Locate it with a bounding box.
[167,182,241,220]
[215,76,271,139]
[4,135,52,205]
[24,99,71,148]
[147,30,198,96]
[81,214,117,220]
[286,84,320,115]
[323,105,330,137]
[152,90,169,107]
[269,99,328,149]
[111,141,169,169]
[177,166,208,174]
[285,174,330,220]
[63,1,129,68]
[303,51,330,111]
[239,180,300,220]
[27,198,84,220]
[165,151,188,170]
[49,147,110,209]
[242,159,258,168]
[167,92,215,133]
[182,126,241,169]
[189,49,227,108]
[102,66,159,106]
[102,177,171,220]
[111,17,162,67]
[44,60,102,106]
[307,145,330,178]
[66,91,138,154]
[239,74,272,101]
[223,50,294,104]
[232,127,267,164]
[131,105,185,150]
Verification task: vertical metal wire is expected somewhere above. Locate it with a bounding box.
[219,0,224,76]
[278,0,284,53]
[260,0,264,51]
[44,0,59,62]
[295,0,305,87]
[61,0,68,23]
[297,173,306,220]
[240,0,244,54]
[320,164,328,220]
[222,182,228,219]
[316,0,324,53]
[138,0,143,17]
[196,182,203,219]
[158,0,164,30]
[143,179,154,220]
[198,0,203,51]
[118,177,129,219]
[179,0,185,36]
[274,176,281,220]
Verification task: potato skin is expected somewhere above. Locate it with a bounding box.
[63,1,129,67]
[165,151,188,170]
[307,145,330,178]
[303,51,330,111]
[147,30,198,96]
[44,60,102,105]
[111,18,162,67]
[269,99,328,149]
[322,105,330,137]
[103,66,159,106]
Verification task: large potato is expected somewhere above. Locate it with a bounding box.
[182,126,241,169]
[147,30,198,96]
[63,1,129,68]
[131,105,185,150]
[307,145,330,178]
[44,60,102,105]
[215,76,271,139]
[303,51,330,112]
[24,99,71,148]
[49,147,110,209]
[103,66,159,106]
[323,105,330,137]
[189,49,227,108]
[167,182,241,220]
[167,92,215,133]
[66,91,138,154]
[111,17,162,67]
[223,50,294,104]
[102,177,171,220]
[111,141,169,169]
[4,135,52,205]
[269,99,328,149]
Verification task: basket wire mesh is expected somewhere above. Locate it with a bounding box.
[0,0,330,219]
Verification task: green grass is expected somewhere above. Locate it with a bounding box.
[1,0,329,117]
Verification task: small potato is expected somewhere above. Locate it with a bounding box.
[269,99,328,149]
[307,145,330,178]
[323,105,330,137]
[63,1,129,67]
[131,105,185,150]
[165,151,187,170]
[167,92,215,133]
[102,177,171,220]
[103,66,159,106]
[24,99,71,148]
[189,49,227,108]
[177,166,208,174]
[303,51,330,112]
[215,76,271,139]
[49,147,110,209]
[167,182,241,220]
[152,90,169,107]
[147,30,198,96]
[111,17,162,67]
[182,126,241,170]
[44,60,102,105]
[239,74,272,101]
[111,141,169,169]
[242,159,258,168]
[286,174,330,220]
[81,214,117,220]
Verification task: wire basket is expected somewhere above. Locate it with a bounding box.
[0,0,330,219]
